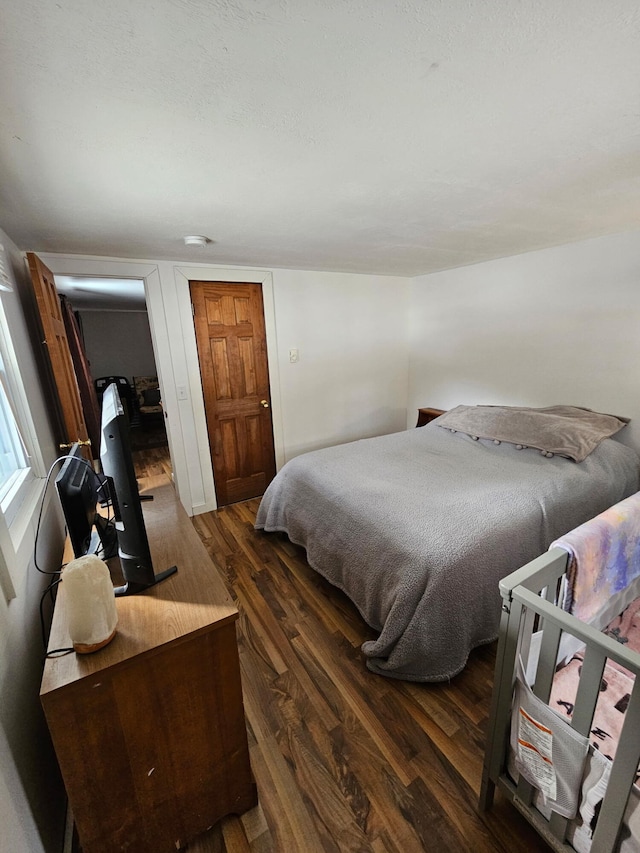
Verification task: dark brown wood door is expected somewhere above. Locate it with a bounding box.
[190,281,276,506]
[27,252,90,454]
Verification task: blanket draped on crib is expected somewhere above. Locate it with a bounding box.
[551,491,640,626]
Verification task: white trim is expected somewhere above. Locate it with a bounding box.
[0,467,33,526]
[0,266,49,598]
[0,295,45,477]
[36,255,159,278]
[173,265,284,514]
[7,477,47,562]
[0,477,48,602]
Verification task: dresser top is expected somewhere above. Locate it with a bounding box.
[41,474,237,695]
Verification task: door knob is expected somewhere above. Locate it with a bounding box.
[260,399,269,408]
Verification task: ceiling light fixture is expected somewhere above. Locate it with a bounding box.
[183,235,210,248]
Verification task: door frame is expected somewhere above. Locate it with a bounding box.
[174,266,283,513]
[34,254,283,516]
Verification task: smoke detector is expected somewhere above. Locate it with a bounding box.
[183,235,210,248]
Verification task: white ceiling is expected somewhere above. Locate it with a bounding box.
[1,0,639,278]
[55,275,147,311]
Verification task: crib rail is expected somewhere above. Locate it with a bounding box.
[480,547,640,853]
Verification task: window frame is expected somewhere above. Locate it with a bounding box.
[0,253,47,601]
[0,356,33,527]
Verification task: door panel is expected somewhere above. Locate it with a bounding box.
[27,252,90,455]
[191,281,276,506]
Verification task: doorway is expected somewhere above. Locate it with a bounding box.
[54,275,170,468]
[190,280,276,506]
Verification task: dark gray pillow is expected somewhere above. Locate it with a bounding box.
[436,405,629,462]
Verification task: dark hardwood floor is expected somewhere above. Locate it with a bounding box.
[131,441,173,480]
[133,448,550,853]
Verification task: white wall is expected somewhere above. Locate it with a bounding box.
[79,309,157,383]
[0,228,68,853]
[0,725,43,853]
[266,268,410,457]
[408,230,640,453]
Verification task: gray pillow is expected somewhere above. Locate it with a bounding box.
[436,405,629,462]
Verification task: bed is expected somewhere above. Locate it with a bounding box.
[255,405,640,682]
[480,492,640,853]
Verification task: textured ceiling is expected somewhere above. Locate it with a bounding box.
[1,0,639,277]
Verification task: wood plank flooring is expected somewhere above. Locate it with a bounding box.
[133,448,550,853]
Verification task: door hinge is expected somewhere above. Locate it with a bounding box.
[191,302,195,317]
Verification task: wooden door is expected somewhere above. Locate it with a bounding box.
[190,281,276,506]
[27,253,90,454]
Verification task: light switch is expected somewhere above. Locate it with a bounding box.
[289,348,299,363]
[177,385,188,400]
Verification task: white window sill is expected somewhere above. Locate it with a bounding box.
[0,467,33,526]
[0,477,49,601]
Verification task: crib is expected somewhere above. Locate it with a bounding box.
[479,505,640,853]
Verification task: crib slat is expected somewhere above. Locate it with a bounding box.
[480,597,524,809]
[533,618,562,702]
[514,610,564,810]
[546,647,607,845]
[571,645,606,737]
[591,682,640,853]
[518,606,537,678]
[548,810,569,843]
[515,771,536,808]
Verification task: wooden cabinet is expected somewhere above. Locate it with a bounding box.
[416,407,445,427]
[40,475,257,853]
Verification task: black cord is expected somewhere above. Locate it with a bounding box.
[92,495,116,559]
[39,576,58,646]
[45,647,74,658]
[34,452,103,655]
[39,577,75,657]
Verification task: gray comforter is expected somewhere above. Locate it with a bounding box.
[255,425,640,681]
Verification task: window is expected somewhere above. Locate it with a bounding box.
[0,349,33,525]
[0,243,44,600]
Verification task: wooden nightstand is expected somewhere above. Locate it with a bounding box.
[416,407,445,427]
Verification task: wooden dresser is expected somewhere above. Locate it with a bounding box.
[40,474,257,853]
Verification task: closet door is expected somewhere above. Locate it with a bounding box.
[190,280,275,506]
